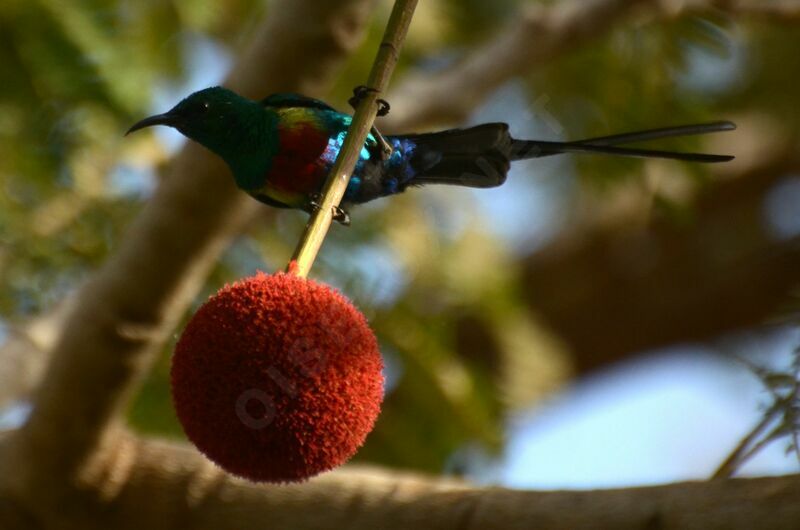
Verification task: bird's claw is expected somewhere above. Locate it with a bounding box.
[349,86,393,161]
[373,133,393,161]
[349,85,391,117]
[333,207,351,226]
[375,98,390,117]
[307,194,351,226]
[308,193,322,212]
[348,85,374,108]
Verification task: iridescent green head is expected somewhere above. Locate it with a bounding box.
[127,86,277,186]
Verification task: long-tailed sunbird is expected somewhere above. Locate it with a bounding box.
[127,86,735,224]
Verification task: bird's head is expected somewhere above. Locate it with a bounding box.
[127,86,267,160]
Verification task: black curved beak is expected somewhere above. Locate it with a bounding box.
[125,112,180,136]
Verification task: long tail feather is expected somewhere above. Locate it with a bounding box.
[569,121,735,146]
[511,140,734,163]
[510,121,736,163]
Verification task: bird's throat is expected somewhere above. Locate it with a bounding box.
[211,110,280,191]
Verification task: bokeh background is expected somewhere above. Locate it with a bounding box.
[1,0,799,488]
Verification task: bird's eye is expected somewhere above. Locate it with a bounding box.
[199,101,210,112]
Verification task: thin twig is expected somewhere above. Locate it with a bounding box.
[289,0,418,278]
[713,348,800,479]
[737,419,791,464]
[712,400,785,479]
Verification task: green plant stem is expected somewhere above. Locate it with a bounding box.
[288,0,418,278]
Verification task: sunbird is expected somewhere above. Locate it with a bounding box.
[127,86,734,224]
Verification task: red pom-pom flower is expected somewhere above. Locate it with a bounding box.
[171,271,384,482]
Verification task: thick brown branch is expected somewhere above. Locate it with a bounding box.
[3,432,799,530]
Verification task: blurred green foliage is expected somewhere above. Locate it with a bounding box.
[2,0,797,476]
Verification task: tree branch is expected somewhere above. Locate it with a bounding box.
[2,430,799,530]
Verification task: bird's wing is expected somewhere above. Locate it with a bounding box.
[263,94,381,154]
[261,93,338,112]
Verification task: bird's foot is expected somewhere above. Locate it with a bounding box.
[348,85,391,116]
[371,132,393,161]
[371,130,394,161]
[375,97,390,117]
[333,206,351,226]
[307,195,351,226]
[349,86,393,161]
[370,129,394,162]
